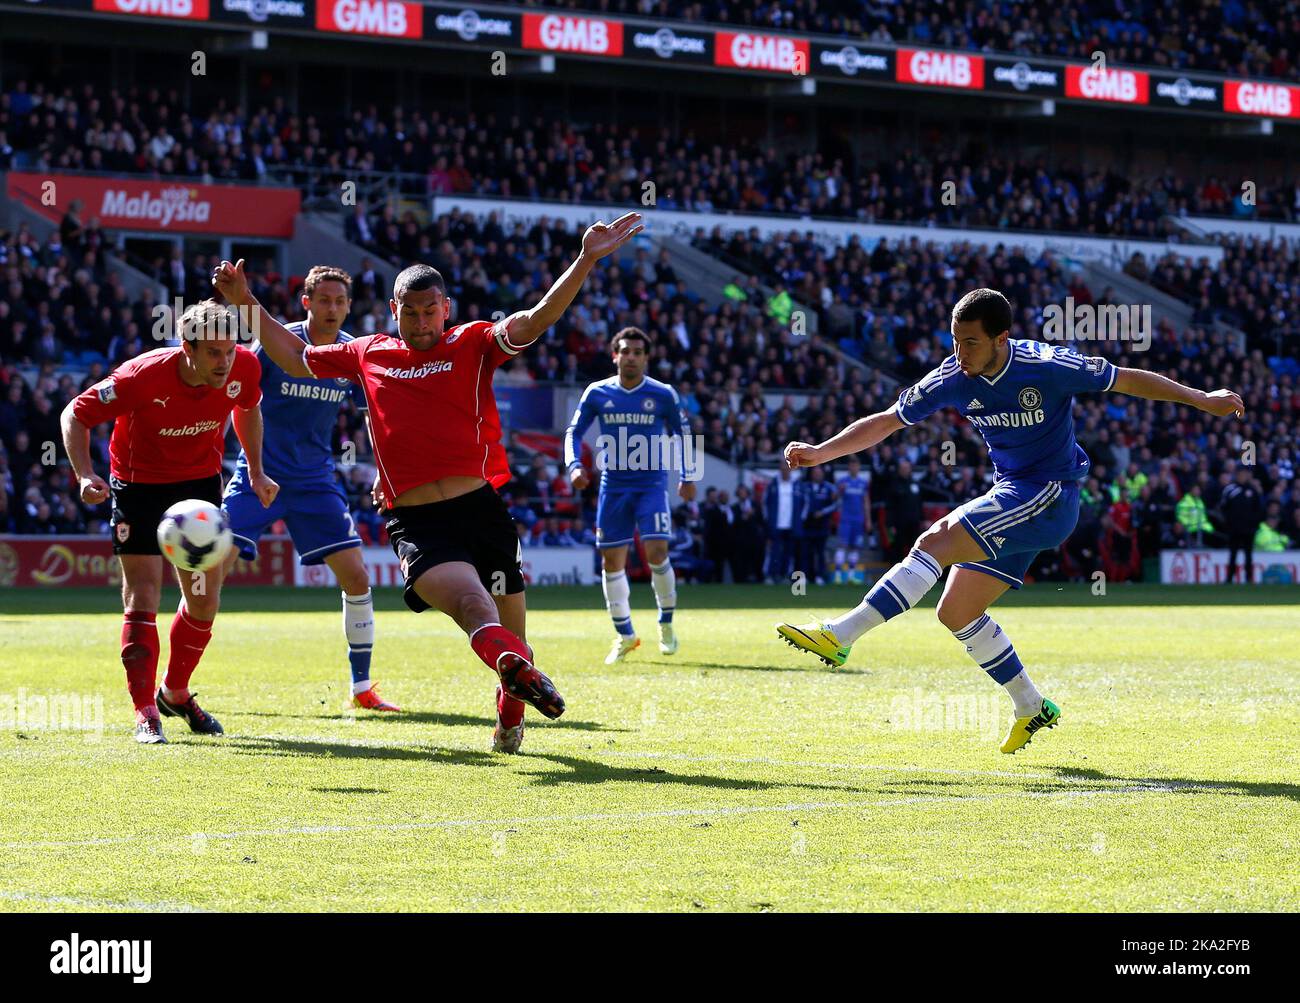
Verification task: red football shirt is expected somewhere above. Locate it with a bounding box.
[302,320,520,500]
[71,346,263,483]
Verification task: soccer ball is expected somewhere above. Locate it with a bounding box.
[157,500,233,573]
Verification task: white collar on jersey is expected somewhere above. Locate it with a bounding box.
[612,377,646,393]
[978,347,1014,386]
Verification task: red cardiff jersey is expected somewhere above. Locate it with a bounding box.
[71,346,263,484]
[302,320,522,500]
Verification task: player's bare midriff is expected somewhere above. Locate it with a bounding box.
[393,475,488,506]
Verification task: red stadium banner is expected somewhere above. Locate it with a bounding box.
[0,536,296,588]
[315,0,422,38]
[895,49,984,90]
[5,172,301,238]
[1064,64,1150,104]
[522,12,623,57]
[1223,79,1300,117]
[714,30,810,74]
[91,0,209,19]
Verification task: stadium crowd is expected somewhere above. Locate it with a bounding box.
[528,0,1300,83]
[3,205,1297,584]
[4,78,1296,233]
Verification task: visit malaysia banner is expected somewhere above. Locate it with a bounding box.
[5,172,301,238]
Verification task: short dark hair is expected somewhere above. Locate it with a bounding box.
[951,288,1012,338]
[393,264,446,302]
[610,326,653,354]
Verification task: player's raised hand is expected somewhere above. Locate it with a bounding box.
[78,473,109,505]
[784,441,823,470]
[212,258,251,306]
[1198,389,1245,419]
[678,481,697,502]
[582,212,644,261]
[250,472,279,509]
[570,467,590,491]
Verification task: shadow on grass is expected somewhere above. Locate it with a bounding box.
[1048,766,1300,802]
[672,660,870,676]
[238,710,629,733]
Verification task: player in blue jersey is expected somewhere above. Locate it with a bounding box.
[833,455,871,584]
[222,265,399,712]
[777,288,1243,753]
[565,327,696,664]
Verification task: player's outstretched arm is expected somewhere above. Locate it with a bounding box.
[212,258,313,379]
[785,409,905,470]
[59,402,109,505]
[499,212,644,350]
[232,405,280,508]
[1112,368,1244,418]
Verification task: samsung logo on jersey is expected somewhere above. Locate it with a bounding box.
[966,410,1046,429]
[603,412,657,426]
[281,381,349,403]
[385,361,453,379]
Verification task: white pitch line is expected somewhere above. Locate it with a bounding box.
[2,785,1172,851]
[0,890,210,912]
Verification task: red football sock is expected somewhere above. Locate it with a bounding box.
[121,610,160,715]
[163,602,213,698]
[468,623,530,674]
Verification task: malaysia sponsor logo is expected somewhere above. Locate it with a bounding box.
[1225,80,1297,117]
[523,13,623,55]
[158,420,222,436]
[897,49,984,89]
[384,361,453,379]
[818,45,888,76]
[1018,387,1043,410]
[433,9,512,42]
[632,27,706,59]
[98,186,211,228]
[219,0,305,21]
[1065,64,1149,104]
[716,31,809,73]
[992,61,1058,91]
[92,0,210,18]
[96,382,117,404]
[317,0,421,38]
[1155,77,1217,107]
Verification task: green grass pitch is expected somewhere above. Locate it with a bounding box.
[1,583,1297,912]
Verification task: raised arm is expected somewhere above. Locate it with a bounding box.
[785,409,905,470]
[1112,367,1244,418]
[497,212,643,349]
[212,258,313,378]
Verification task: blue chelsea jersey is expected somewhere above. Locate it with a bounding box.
[235,321,368,485]
[894,340,1117,483]
[564,375,690,493]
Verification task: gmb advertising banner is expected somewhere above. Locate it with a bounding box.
[5,172,302,238]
